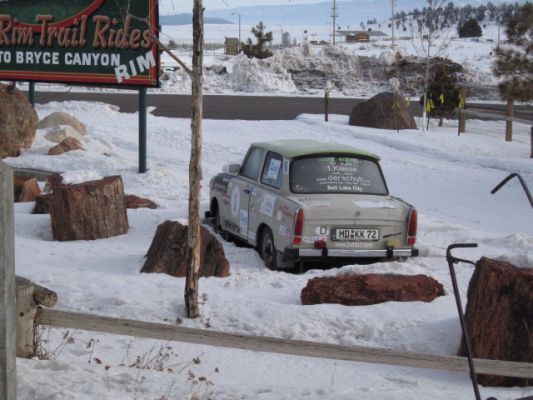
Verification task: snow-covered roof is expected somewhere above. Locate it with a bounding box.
[337,30,388,37]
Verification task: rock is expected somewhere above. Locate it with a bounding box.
[33,194,51,214]
[461,257,532,387]
[206,65,227,75]
[349,92,417,130]
[14,176,41,202]
[45,126,85,144]
[0,83,38,158]
[301,274,444,306]
[141,220,230,278]
[125,195,157,209]
[38,112,86,135]
[48,137,84,156]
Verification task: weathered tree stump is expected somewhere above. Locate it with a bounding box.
[125,194,157,209]
[461,257,532,387]
[141,220,230,278]
[301,274,444,306]
[14,176,41,202]
[33,194,51,214]
[50,175,128,241]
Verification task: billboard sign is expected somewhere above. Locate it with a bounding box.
[0,0,159,87]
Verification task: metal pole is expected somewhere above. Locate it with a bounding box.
[28,81,35,106]
[390,0,395,50]
[138,87,147,173]
[238,14,241,52]
[324,89,329,122]
[0,161,16,400]
[446,244,481,400]
[333,0,337,46]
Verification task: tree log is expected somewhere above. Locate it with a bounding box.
[14,176,41,202]
[50,175,128,241]
[461,257,532,387]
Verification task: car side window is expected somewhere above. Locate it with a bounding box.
[261,152,283,189]
[240,147,264,181]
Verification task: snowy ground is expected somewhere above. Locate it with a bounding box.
[4,100,532,399]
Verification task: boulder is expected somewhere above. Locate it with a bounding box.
[0,83,38,158]
[125,195,157,209]
[38,112,86,135]
[45,126,85,144]
[301,274,444,306]
[461,257,532,387]
[14,176,41,202]
[48,137,84,156]
[141,220,230,278]
[349,92,417,130]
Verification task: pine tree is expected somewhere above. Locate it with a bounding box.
[419,64,459,126]
[493,3,533,102]
[458,18,482,37]
[241,22,273,60]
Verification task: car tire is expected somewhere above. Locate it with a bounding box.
[260,227,279,270]
[214,204,230,241]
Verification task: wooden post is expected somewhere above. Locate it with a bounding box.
[185,0,204,319]
[458,87,467,134]
[324,89,329,122]
[505,97,514,142]
[530,126,533,158]
[15,280,37,358]
[0,161,16,400]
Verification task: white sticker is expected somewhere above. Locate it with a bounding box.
[283,159,289,175]
[315,226,329,235]
[260,194,276,217]
[266,159,282,180]
[276,210,283,221]
[239,210,248,235]
[279,225,292,238]
[230,186,240,217]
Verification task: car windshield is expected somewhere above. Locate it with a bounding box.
[290,155,388,195]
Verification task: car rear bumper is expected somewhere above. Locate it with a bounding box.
[284,247,419,259]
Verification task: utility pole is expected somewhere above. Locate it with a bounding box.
[390,0,396,50]
[331,0,338,45]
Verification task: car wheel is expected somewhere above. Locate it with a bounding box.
[214,204,230,241]
[260,227,278,270]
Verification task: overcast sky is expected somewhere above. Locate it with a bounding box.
[159,0,330,14]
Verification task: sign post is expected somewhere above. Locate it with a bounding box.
[0,161,16,400]
[139,87,147,173]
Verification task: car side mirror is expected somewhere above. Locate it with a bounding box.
[229,163,241,174]
[223,163,241,175]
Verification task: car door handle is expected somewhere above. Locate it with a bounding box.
[243,189,251,194]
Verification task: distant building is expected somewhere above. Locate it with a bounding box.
[224,37,240,55]
[338,30,387,42]
[282,32,291,47]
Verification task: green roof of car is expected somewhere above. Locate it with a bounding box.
[252,139,380,161]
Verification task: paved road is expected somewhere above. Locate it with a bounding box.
[32,91,363,120]
[31,91,532,122]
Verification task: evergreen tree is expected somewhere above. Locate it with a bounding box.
[419,64,459,126]
[458,18,482,37]
[493,3,533,102]
[241,22,273,60]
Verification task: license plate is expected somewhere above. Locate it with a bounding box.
[332,228,380,241]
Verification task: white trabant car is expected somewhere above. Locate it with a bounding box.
[207,139,418,269]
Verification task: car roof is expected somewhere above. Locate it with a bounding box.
[251,139,380,161]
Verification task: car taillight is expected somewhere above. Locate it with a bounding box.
[407,209,417,245]
[292,209,304,245]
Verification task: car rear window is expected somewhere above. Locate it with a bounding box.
[290,156,388,195]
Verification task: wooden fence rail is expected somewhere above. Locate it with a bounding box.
[36,308,533,379]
